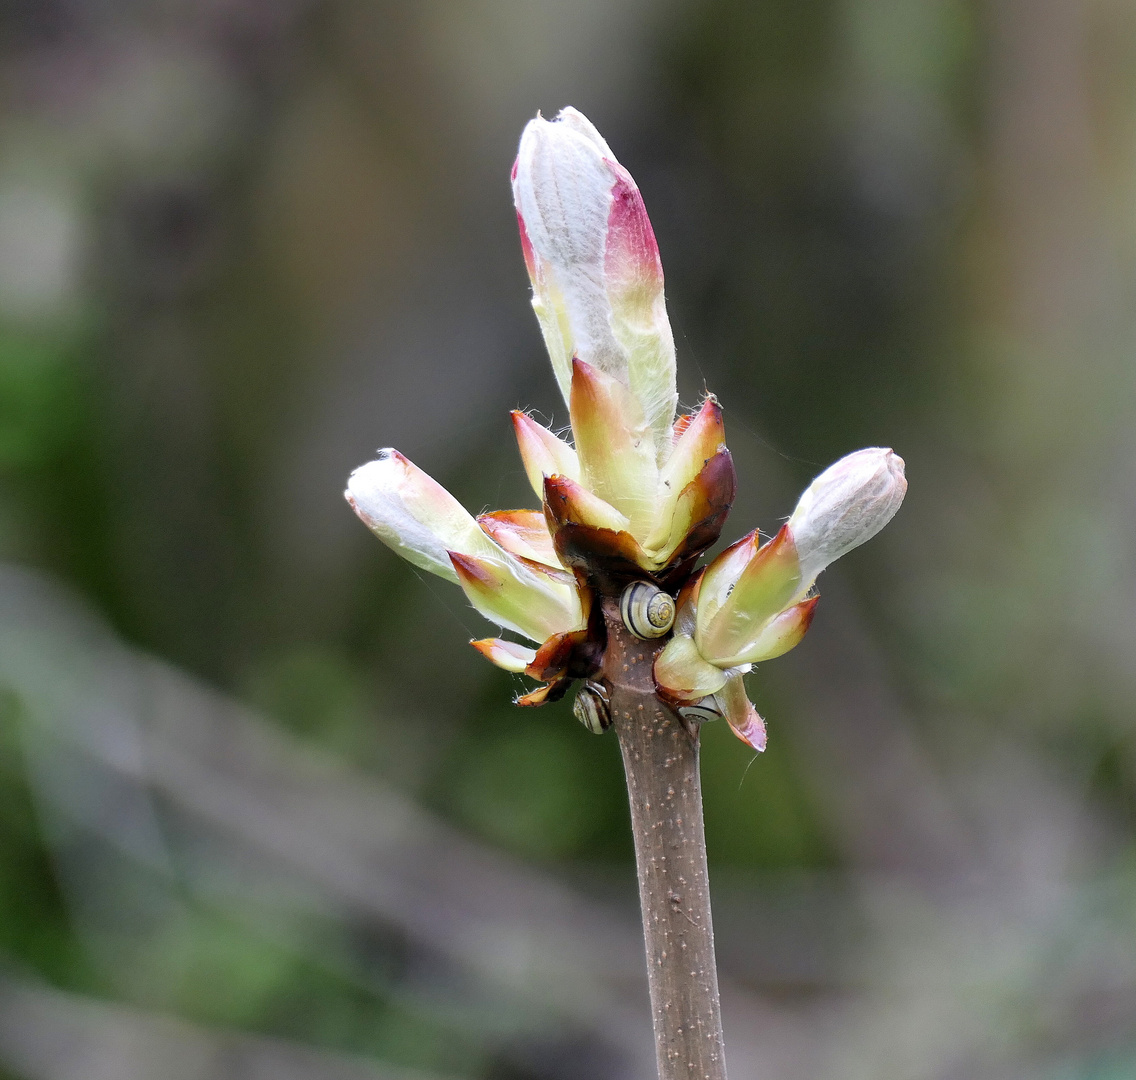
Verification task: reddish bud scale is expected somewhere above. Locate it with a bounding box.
[449,551,495,589]
[515,677,572,707]
[672,412,696,440]
[653,449,738,575]
[604,162,663,290]
[470,638,535,672]
[516,209,537,278]
[525,629,586,682]
[478,508,559,567]
[677,397,724,452]
[729,705,767,753]
[550,522,656,593]
[797,595,819,633]
[541,472,626,535]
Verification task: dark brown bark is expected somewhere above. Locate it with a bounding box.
[601,598,728,1080]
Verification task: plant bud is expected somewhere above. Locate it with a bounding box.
[512,107,676,456]
[788,448,907,588]
[345,450,502,582]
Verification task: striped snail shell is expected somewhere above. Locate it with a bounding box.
[678,696,723,725]
[573,681,612,734]
[619,581,676,640]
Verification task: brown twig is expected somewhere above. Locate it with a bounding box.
[601,598,728,1080]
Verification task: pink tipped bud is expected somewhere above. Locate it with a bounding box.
[788,448,907,587]
[512,107,676,455]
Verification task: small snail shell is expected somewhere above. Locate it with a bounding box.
[619,581,676,640]
[573,681,612,734]
[677,696,723,725]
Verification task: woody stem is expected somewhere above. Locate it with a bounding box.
[601,599,728,1080]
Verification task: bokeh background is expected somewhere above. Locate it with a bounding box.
[2,0,1136,1077]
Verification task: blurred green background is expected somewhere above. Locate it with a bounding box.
[2,0,1136,1078]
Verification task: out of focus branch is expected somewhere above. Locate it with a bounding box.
[778,577,980,889]
[0,976,446,1080]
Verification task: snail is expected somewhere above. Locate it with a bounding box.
[619,581,676,640]
[573,681,612,734]
[677,696,723,725]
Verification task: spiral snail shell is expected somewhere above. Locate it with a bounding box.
[677,697,723,725]
[619,581,676,640]
[573,681,612,734]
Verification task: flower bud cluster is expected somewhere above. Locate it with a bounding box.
[652,448,905,747]
[345,108,907,750]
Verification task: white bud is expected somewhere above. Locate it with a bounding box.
[513,110,622,382]
[346,451,583,641]
[788,448,907,587]
[345,449,500,583]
